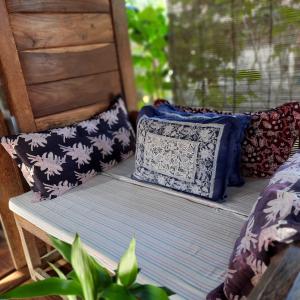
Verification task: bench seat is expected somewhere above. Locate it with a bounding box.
[9,158,268,300]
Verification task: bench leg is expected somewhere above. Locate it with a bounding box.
[15,215,41,280]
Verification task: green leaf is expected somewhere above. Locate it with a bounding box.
[49,263,77,300]
[71,234,96,300]
[71,234,111,300]
[0,278,82,299]
[130,284,169,300]
[159,286,175,296]
[49,262,67,280]
[117,238,138,287]
[50,236,72,263]
[100,284,136,300]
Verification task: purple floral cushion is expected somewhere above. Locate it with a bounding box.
[1,97,135,201]
[207,152,300,299]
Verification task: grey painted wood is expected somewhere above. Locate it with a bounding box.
[287,273,300,300]
[248,246,300,300]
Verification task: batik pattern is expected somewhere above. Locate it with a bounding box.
[154,100,300,177]
[132,116,225,200]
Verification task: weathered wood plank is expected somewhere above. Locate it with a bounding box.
[15,216,52,246]
[10,13,114,50]
[0,231,14,279]
[20,43,119,84]
[287,273,300,300]
[0,112,27,269]
[15,217,42,280]
[0,267,29,294]
[111,0,137,112]
[0,0,36,132]
[6,0,110,13]
[28,71,121,117]
[248,245,300,300]
[35,102,111,131]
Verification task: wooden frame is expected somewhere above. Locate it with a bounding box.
[249,244,300,299]
[1,0,299,297]
[0,0,137,274]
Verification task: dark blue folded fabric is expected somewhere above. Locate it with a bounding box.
[133,105,242,201]
[155,103,251,186]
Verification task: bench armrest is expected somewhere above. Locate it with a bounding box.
[248,244,300,300]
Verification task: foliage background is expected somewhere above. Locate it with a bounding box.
[126,0,170,108]
[127,0,300,112]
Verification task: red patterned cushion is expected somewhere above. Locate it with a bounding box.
[242,102,300,177]
[154,100,300,177]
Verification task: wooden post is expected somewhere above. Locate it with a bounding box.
[15,218,41,280]
[0,111,26,269]
[0,0,36,133]
[248,245,300,300]
[111,0,138,112]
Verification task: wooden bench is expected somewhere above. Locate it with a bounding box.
[0,0,300,299]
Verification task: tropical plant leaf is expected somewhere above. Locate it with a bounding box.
[49,263,77,300]
[100,284,136,300]
[71,234,111,300]
[159,286,175,296]
[0,278,82,299]
[130,284,169,300]
[117,238,138,287]
[50,235,72,262]
[71,234,97,300]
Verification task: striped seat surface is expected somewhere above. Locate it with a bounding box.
[9,158,268,300]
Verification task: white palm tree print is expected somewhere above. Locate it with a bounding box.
[113,127,130,148]
[101,109,119,127]
[224,269,237,286]
[75,170,97,183]
[44,180,76,198]
[88,135,114,158]
[121,150,134,161]
[258,220,297,252]
[100,160,117,171]
[27,152,66,180]
[78,119,99,134]
[60,143,93,167]
[20,164,35,187]
[263,191,295,226]
[20,133,50,150]
[293,192,300,215]
[246,254,267,286]
[117,98,128,115]
[1,137,19,158]
[52,127,77,142]
[235,216,258,256]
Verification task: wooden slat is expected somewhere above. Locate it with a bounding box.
[249,245,300,300]
[287,273,300,300]
[0,267,29,294]
[15,216,52,249]
[20,43,119,84]
[10,13,114,50]
[0,231,14,279]
[35,101,111,131]
[28,71,121,118]
[15,218,42,280]
[0,0,36,132]
[7,0,110,13]
[0,112,27,269]
[111,0,137,112]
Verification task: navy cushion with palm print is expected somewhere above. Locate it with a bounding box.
[1,97,135,201]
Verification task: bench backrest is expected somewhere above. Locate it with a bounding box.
[0,0,137,133]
